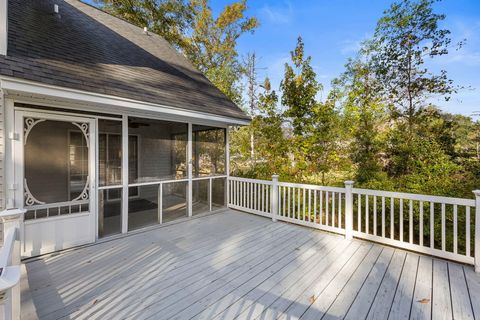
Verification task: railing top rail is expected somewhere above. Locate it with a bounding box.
[26,199,89,210]
[228,176,273,185]
[278,181,346,193]
[352,187,475,207]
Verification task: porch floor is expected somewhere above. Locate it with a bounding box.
[20,209,480,320]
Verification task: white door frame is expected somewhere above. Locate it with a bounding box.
[13,110,97,256]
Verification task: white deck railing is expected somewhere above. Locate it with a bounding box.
[0,209,24,320]
[227,176,480,272]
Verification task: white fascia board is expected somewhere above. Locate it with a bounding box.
[0,77,251,126]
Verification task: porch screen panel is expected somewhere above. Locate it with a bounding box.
[192,125,226,177]
[98,119,123,237]
[128,117,187,183]
[192,180,209,215]
[24,119,90,220]
[127,117,188,229]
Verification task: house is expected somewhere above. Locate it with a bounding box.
[3,1,480,319]
[0,0,249,257]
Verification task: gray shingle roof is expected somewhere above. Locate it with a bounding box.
[0,0,250,121]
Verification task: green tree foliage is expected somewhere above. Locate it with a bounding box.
[184,0,258,103]
[97,0,195,49]
[281,37,341,183]
[336,55,386,185]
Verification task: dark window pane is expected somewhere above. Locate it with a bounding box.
[98,120,122,186]
[99,188,122,238]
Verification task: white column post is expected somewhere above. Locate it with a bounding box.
[474,190,480,272]
[121,115,128,233]
[225,127,230,206]
[271,175,279,222]
[158,183,163,224]
[344,181,355,240]
[187,123,193,217]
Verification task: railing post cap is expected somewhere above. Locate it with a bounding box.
[0,208,26,222]
[344,180,355,186]
[473,190,480,197]
[272,175,280,180]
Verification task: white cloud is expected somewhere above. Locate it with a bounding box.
[259,2,294,24]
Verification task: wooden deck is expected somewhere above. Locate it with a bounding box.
[20,209,480,320]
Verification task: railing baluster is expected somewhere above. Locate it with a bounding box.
[441,203,446,251]
[466,206,471,257]
[332,192,336,227]
[338,192,342,228]
[366,195,369,234]
[382,197,385,238]
[282,186,286,216]
[303,188,306,221]
[308,189,312,222]
[373,196,377,236]
[390,197,394,239]
[313,190,317,223]
[292,187,296,218]
[320,190,323,225]
[399,198,403,242]
[288,187,291,218]
[453,205,458,254]
[358,194,362,232]
[248,182,251,209]
[409,199,413,244]
[419,201,424,247]
[298,188,301,220]
[326,191,329,226]
[430,202,435,249]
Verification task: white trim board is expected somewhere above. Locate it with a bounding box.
[0,77,250,126]
[0,0,7,56]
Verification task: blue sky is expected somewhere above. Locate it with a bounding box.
[210,0,480,116]
[87,0,479,116]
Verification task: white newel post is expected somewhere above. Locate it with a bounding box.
[0,209,25,320]
[271,175,279,222]
[474,190,480,273]
[344,181,354,240]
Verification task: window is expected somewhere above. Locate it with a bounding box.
[192,125,226,177]
[68,131,89,200]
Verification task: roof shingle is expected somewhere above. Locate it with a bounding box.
[0,0,249,121]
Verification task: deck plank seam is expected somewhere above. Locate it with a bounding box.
[334,246,387,320]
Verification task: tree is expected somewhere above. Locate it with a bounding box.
[372,0,459,133]
[183,0,258,103]
[371,0,461,176]
[337,55,387,185]
[281,37,340,183]
[281,37,322,136]
[96,0,258,104]
[97,0,194,49]
[244,52,260,164]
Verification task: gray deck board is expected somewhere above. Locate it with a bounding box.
[20,209,480,320]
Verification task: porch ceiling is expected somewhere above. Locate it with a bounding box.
[20,210,480,320]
